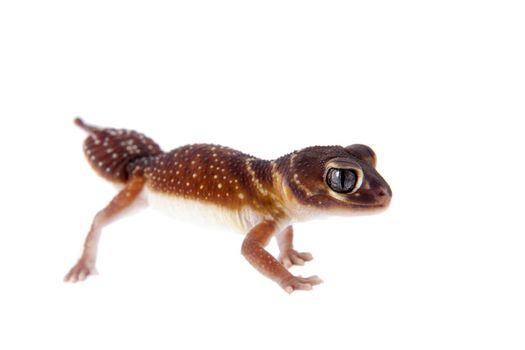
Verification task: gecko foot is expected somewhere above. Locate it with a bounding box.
[281,275,323,294]
[64,259,98,283]
[278,250,313,269]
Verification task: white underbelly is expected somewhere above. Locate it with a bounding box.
[144,187,264,233]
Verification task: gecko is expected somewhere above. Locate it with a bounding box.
[64,118,392,293]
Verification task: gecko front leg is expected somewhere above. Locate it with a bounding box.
[276,225,313,269]
[241,220,322,293]
[64,175,146,282]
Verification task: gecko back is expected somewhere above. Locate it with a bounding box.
[74,118,163,183]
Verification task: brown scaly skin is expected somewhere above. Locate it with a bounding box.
[65,119,392,293]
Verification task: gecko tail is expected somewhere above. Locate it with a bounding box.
[74,117,100,134]
[75,118,163,184]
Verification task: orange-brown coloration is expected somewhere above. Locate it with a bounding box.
[66,119,392,293]
[276,226,313,269]
[64,175,146,282]
[241,221,322,293]
[142,144,284,218]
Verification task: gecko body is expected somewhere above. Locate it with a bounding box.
[65,119,392,293]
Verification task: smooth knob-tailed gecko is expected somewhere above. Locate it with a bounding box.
[65,118,392,293]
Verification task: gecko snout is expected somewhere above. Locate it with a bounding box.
[374,183,392,208]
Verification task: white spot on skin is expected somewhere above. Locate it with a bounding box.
[218,183,222,189]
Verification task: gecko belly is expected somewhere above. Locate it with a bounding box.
[144,187,264,233]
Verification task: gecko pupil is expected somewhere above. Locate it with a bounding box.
[327,168,357,193]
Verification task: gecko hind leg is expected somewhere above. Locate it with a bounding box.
[64,175,146,283]
[276,225,313,269]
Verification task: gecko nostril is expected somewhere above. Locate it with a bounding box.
[377,190,386,197]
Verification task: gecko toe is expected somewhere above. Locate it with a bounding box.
[64,259,97,283]
[281,274,323,293]
[279,250,314,269]
[281,256,293,269]
[297,252,313,261]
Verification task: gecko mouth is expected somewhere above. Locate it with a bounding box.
[324,194,390,210]
[351,203,387,209]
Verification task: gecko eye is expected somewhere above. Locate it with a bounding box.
[326,168,358,193]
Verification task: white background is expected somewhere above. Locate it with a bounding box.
[1,1,524,349]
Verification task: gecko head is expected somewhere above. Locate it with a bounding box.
[279,144,392,217]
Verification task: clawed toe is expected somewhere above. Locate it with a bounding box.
[281,275,323,294]
[279,250,314,268]
[64,259,98,283]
